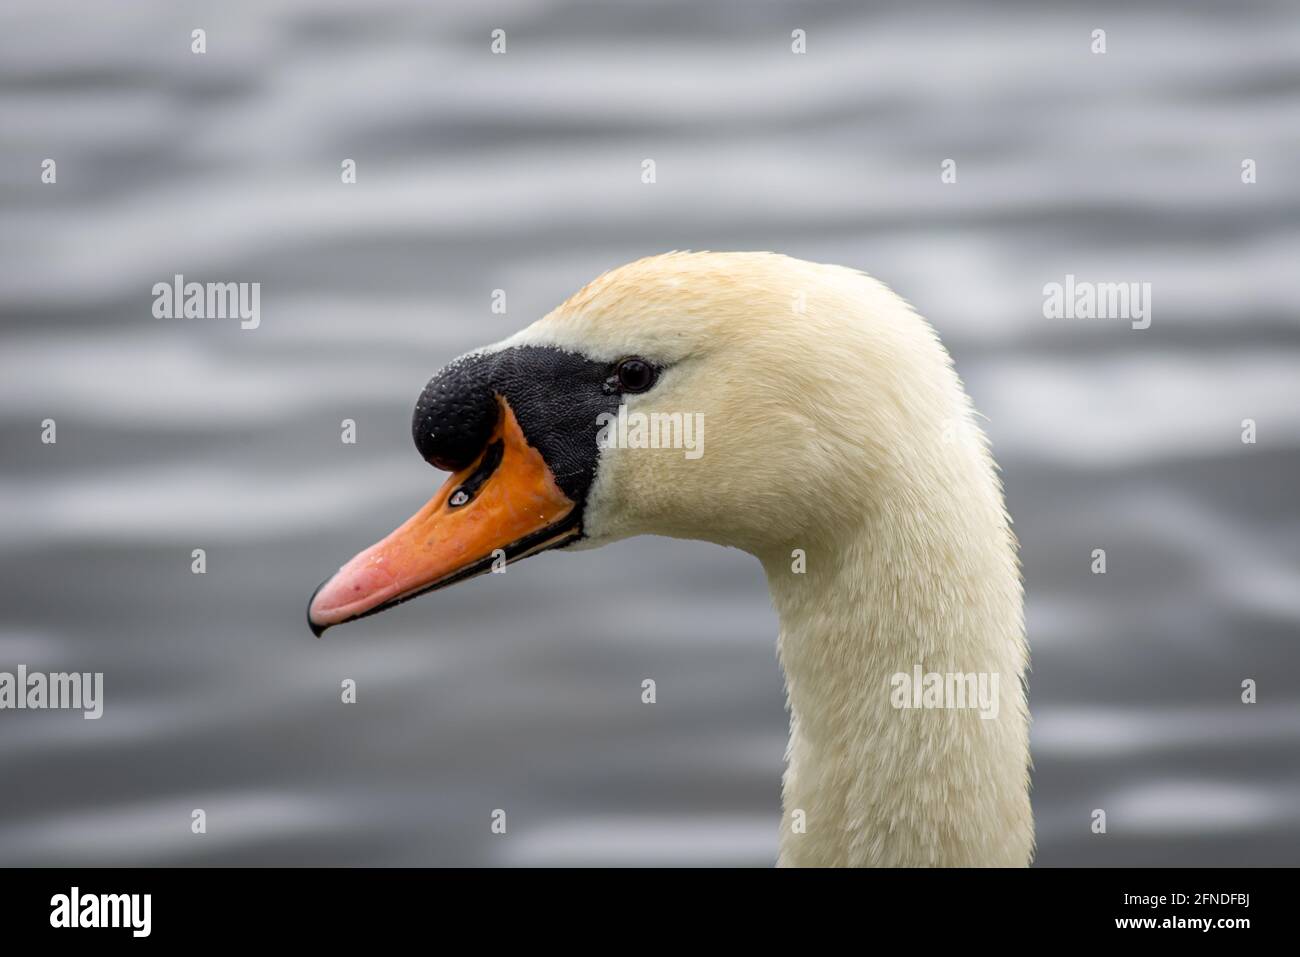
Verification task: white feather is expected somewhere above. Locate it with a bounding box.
[506,251,1032,866]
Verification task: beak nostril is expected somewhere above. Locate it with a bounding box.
[447,438,505,509]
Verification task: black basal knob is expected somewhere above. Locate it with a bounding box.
[411,358,499,472]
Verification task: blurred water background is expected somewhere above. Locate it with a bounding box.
[2,0,1298,865]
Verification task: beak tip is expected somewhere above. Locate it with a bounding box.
[307,579,331,639]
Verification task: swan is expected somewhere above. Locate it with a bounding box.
[308,251,1033,867]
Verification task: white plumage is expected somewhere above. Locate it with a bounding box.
[493,251,1033,866]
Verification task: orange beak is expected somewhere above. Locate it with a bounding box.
[307,397,579,635]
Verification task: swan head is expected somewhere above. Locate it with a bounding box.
[308,251,971,635]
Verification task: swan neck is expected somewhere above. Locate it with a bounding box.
[762,499,1032,867]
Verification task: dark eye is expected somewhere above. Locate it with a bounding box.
[613,357,656,393]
